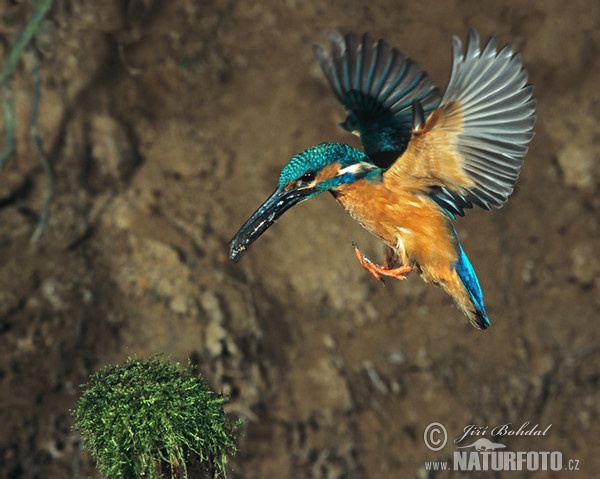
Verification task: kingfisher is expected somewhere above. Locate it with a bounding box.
[229,29,535,330]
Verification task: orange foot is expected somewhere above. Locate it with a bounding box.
[353,242,412,283]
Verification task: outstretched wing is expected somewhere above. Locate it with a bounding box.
[386,29,536,216]
[314,30,441,165]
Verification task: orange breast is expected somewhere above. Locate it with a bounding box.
[333,177,459,281]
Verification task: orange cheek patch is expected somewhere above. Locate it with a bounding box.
[314,163,340,183]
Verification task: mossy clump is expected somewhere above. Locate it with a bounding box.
[72,356,238,478]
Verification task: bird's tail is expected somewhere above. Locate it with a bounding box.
[452,243,490,330]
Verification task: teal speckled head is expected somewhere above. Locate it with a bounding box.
[230,142,381,262]
[278,142,375,189]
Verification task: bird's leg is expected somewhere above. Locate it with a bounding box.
[384,245,401,268]
[352,242,412,282]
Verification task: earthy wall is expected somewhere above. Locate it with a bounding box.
[0,1,598,477]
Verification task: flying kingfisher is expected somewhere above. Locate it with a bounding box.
[229,29,535,330]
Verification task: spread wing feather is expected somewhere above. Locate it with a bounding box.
[314,30,441,162]
[389,28,536,215]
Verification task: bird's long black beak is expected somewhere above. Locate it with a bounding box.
[229,185,315,262]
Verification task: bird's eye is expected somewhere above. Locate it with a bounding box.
[299,171,316,183]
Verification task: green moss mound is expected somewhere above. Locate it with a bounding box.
[73,356,238,478]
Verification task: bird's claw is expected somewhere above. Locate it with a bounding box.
[352,242,412,283]
[352,242,385,283]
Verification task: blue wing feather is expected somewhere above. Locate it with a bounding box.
[313,31,441,162]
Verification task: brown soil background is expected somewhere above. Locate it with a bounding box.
[1,1,599,478]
